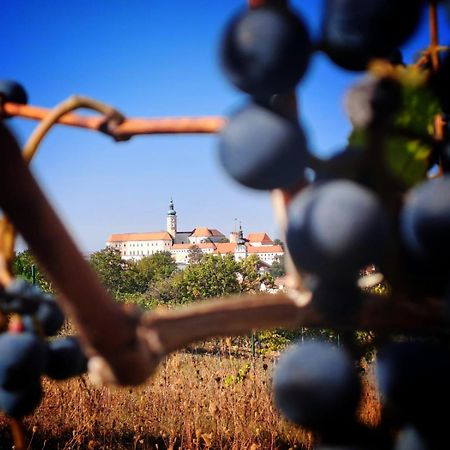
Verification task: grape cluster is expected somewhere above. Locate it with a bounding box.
[0,280,87,418]
[219,1,450,448]
[219,4,312,191]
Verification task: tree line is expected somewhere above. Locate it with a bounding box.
[12,247,285,306]
[12,249,342,352]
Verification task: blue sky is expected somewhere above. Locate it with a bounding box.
[2,1,449,252]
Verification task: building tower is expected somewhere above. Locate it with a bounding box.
[229,218,239,243]
[235,224,248,261]
[166,198,177,237]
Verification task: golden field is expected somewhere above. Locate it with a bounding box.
[0,346,380,449]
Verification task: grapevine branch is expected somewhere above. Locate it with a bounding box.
[1,102,225,137]
[140,293,447,354]
[429,0,440,72]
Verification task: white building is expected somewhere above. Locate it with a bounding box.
[107,232,172,261]
[106,200,284,266]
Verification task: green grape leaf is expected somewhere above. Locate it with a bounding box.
[384,137,430,187]
[396,82,440,133]
[385,82,440,187]
[348,65,441,188]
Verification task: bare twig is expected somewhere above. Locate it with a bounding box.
[2,102,225,137]
[429,0,440,72]
[22,95,125,163]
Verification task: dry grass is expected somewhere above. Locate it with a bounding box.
[0,349,380,449]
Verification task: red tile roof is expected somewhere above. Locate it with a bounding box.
[171,244,193,250]
[214,243,237,254]
[107,232,172,242]
[191,227,211,237]
[247,233,273,244]
[247,245,283,254]
[209,229,225,237]
[172,243,216,250]
[213,243,283,255]
[196,243,217,249]
[191,227,224,237]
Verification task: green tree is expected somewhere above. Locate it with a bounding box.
[172,254,241,303]
[273,238,284,248]
[146,275,181,304]
[238,255,275,293]
[12,250,53,292]
[270,255,286,278]
[136,251,177,291]
[187,245,204,265]
[89,247,139,295]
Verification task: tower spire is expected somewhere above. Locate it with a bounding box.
[168,198,176,215]
[237,222,246,245]
[235,222,247,260]
[167,197,177,237]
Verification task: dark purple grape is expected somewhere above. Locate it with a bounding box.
[3,280,64,335]
[0,383,42,418]
[399,246,449,298]
[318,424,391,450]
[395,426,436,450]
[274,341,361,431]
[0,332,46,390]
[311,278,362,319]
[0,80,28,105]
[220,6,311,97]
[317,445,372,450]
[219,102,310,190]
[45,337,87,380]
[35,296,65,336]
[442,141,450,173]
[21,315,39,334]
[316,147,365,183]
[314,444,370,450]
[286,180,390,280]
[399,175,450,267]
[2,279,41,314]
[377,341,450,430]
[440,119,450,172]
[385,49,405,66]
[321,0,423,71]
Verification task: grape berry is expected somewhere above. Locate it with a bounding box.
[321,0,423,71]
[219,102,310,190]
[0,80,28,105]
[220,6,311,97]
[274,341,361,431]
